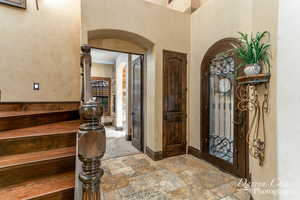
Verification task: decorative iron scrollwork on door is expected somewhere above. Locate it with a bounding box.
[208,52,235,163]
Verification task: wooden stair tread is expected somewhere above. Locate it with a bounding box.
[0,120,80,140]
[0,171,74,200]
[0,109,78,118]
[0,147,75,169]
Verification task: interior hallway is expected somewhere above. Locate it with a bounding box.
[103,127,140,160]
[100,154,250,200]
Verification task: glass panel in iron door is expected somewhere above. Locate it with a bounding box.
[208,54,235,164]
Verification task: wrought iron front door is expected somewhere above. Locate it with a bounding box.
[208,55,235,164]
[201,39,248,178]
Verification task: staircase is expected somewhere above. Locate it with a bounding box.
[0,105,80,200]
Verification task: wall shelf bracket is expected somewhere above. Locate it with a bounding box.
[236,73,270,166]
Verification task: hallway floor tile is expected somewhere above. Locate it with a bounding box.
[103,127,140,160]
[101,154,250,200]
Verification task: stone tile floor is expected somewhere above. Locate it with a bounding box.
[103,127,140,160]
[101,154,250,200]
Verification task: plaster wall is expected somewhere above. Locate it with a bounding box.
[191,0,279,199]
[277,0,300,199]
[168,0,191,12]
[89,39,145,55]
[190,0,252,149]
[144,0,199,13]
[144,0,167,7]
[0,0,80,102]
[250,0,278,199]
[91,63,114,78]
[81,0,190,151]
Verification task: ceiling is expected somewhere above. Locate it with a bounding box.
[91,48,125,65]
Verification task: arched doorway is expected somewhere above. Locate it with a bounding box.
[87,29,154,154]
[200,38,249,178]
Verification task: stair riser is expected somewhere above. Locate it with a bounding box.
[0,133,76,156]
[0,156,75,188]
[0,111,79,131]
[0,102,80,112]
[30,188,74,200]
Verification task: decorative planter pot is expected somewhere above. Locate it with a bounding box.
[244,64,261,76]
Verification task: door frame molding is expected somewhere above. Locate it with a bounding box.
[90,46,146,152]
[162,49,188,158]
[131,55,145,152]
[200,38,249,178]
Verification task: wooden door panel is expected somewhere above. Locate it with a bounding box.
[165,121,183,145]
[132,56,143,152]
[163,50,187,158]
[164,58,183,112]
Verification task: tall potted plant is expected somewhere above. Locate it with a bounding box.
[233,31,271,76]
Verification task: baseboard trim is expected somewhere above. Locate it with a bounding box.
[126,135,132,141]
[188,146,202,159]
[145,146,163,161]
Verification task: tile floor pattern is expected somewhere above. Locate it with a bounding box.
[103,127,140,160]
[101,154,250,200]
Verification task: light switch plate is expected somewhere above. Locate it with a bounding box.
[33,83,40,90]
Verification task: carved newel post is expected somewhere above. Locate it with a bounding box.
[78,45,106,200]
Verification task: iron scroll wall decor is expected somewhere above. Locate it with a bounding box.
[236,73,271,166]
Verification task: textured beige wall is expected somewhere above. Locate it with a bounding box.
[190,0,252,149]
[251,0,278,199]
[0,0,81,102]
[144,0,167,7]
[145,0,196,13]
[91,63,113,78]
[89,38,145,55]
[82,0,190,151]
[191,0,279,199]
[168,0,191,12]
[277,1,300,199]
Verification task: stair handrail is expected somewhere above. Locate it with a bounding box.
[77,45,106,200]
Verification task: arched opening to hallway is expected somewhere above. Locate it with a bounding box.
[87,29,153,159]
[90,47,144,159]
[86,29,189,160]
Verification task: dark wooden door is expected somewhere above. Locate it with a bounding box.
[163,50,187,158]
[201,38,249,178]
[132,56,144,152]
